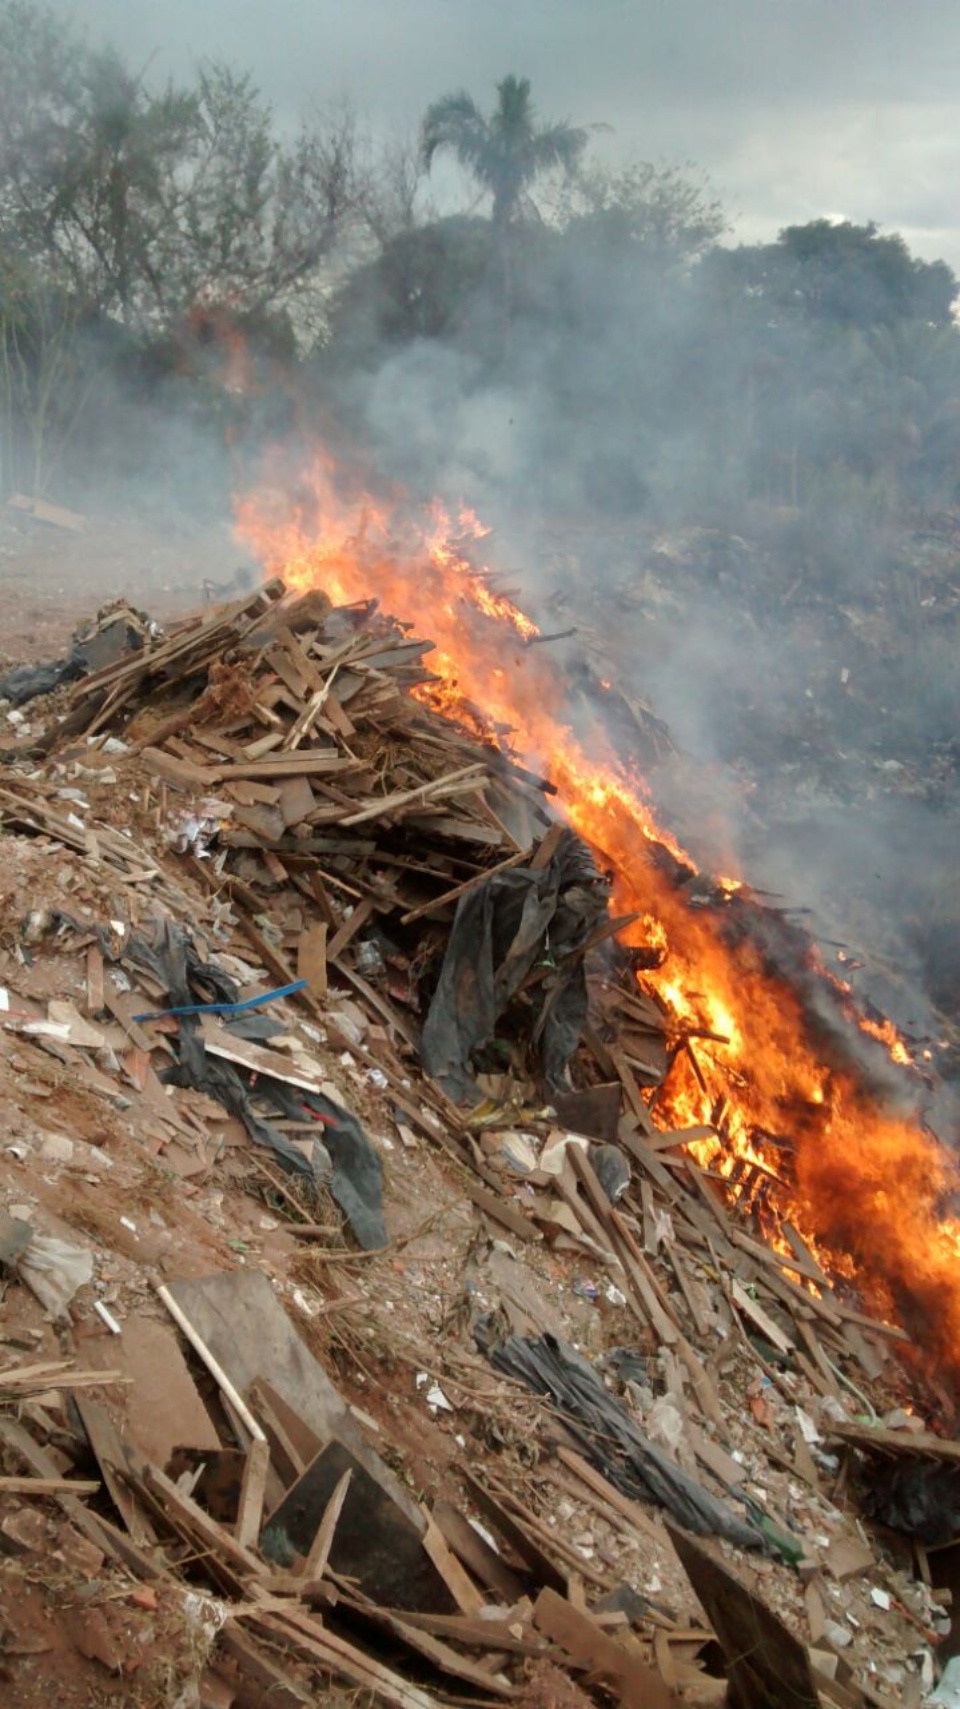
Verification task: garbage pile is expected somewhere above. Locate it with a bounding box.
[0,577,954,1708]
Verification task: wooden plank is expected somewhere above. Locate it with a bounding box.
[399,848,530,925]
[296,924,328,999]
[461,1175,542,1243]
[248,1378,323,1475]
[86,944,105,1015]
[331,1595,517,1698]
[139,1458,269,1580]
[218,1627,312,1708]
[253,1607,442,1709]
[266,1440,452,1613]
[533,1587,677,1709]
[432,1501,528,1605]
[236,1439,272,1551]
[74,1395,158,1545]
[326,895,374,963]
[0,1417,167,1585]
[339,763,488,827]
[529,822,566,870]
[295,1467,351,1588]
[730,1279,795,1358]
[419,1510,486,1616]
[141,746,215,790]
[0,1475,101,1494]
[668,1524,820,1709]
[165,1272,432,1545]
[553,1448,666,1546]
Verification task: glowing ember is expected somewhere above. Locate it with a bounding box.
[236,451,960,1381]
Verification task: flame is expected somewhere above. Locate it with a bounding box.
[236,450,960,1382]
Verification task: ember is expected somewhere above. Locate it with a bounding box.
[237,451,960,1381]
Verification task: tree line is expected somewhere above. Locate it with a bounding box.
[1,0,959,556]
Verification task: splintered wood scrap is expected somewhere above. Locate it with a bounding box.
[532,1587,678,1709]
[74,1395,159,1545]
[327,1587,518,1696]
[249,1605,445,1709]
[293,1467,352,1590]
[235,1438,272,1551]
[418,1510,486,1617]
[463,1468,609,1592]
[338,762,490,827]
[283,667,342,751]
[130,1458,269,1593]
[218,1626,313,1708]
[0,1475,102,1495]
[0,1362,127,1398]
[0,1415,168,1585]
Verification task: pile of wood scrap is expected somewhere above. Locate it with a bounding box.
[0,579,953,1705]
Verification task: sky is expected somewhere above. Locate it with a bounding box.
[51,0,960,268]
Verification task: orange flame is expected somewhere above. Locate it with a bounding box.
[235,451,960,1381]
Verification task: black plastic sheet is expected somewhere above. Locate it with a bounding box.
[477,1323,762,1549]
[865,1458,960,1546]
[421,829,608,1101]
[54,912,386,1249]
[0,606,152,707]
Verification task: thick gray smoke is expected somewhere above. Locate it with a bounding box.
[9,0,960,1103]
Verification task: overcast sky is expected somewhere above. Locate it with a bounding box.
[53,0,960,267]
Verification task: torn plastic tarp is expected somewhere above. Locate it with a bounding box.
[864,1458,960,1546]
[421,829,608,1102]
[477,1324,762,1550]
[49,912,385,1250]
[0,602,156,707]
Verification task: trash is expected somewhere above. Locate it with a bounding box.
[0,1212,34,1268]
[93,1300,122,1335]
[0,600,156,706]
[477,1324,762,1548]
[422,829,609,1101]
[131,977,307,1023]
[669,1524,822,1709]
[78,912,384,1249]
[496,1130,540,1174]
[18,1230,94,1317]
[538,1130,589,1174]
[591,1143,631,1203]
[927,1658,960,1707]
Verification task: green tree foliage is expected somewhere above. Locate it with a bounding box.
[708,220,957,329]
[553,157,726,270]
[0,2,359,329]
[327,217,492,357]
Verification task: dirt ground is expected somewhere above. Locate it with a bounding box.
[0,508,248,671]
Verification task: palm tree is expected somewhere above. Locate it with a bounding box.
[421,75,588,233]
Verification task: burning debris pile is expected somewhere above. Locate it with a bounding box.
[0,546,958,1705]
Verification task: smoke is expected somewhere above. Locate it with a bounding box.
[304,219,960,1117]
[6,1,960,1135]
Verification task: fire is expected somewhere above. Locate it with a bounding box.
[236,451,960,1382]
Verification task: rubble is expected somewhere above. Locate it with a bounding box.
[0,575,955,1706]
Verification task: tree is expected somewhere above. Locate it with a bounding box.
[422,73,590,338]
[421,75,589,233]
[707,220,958,330]
[553,157,726,271]
[0,3,361,333]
